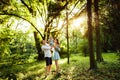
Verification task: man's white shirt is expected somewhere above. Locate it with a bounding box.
[41,43,52,58]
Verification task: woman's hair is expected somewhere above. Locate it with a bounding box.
[56,39,59,44]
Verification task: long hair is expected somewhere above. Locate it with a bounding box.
[56,39,59,44]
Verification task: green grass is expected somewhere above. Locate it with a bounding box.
[0,53,120,80]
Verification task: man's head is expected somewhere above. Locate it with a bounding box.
[41,40,46,45]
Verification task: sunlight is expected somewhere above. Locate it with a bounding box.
[72,16,85,27]
[10,18,31,33]
[59,58,67,64]
[71,16,87,36]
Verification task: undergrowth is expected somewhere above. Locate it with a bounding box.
[0,53,120,80]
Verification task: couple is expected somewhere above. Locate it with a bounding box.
[41,39,60,76]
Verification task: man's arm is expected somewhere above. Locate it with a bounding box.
[42,45,51,50]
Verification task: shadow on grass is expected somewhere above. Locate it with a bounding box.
[0,72,17,80]
[0,61,45,80]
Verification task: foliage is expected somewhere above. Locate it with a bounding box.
[0,0,120,77]
[0,27,14,58]
[0,0,85,60]
[99,0,120,52]
[79,38,89,56]
[117,52,120,62]
[10,31,36,55]
[0,26,37,59]
[0,53,119,80]
[0,0,88,61]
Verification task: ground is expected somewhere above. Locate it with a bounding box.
[0,53,120,80]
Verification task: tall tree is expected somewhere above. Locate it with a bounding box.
[66,0,70,64]
[0,0,68,60]
[100,0,120,52]
[34,32,44,61]
[94,0,103,62]
[87,0,97,69]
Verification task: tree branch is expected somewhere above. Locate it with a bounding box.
[0,0,10,5]
[20,0,33,14]
[36,7,45,26]
[56,2,87,36]
[0,13,44,39]
[69,0,80,15]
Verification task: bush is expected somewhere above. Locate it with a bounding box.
[59,47,68,58]
[79,39,89,57]
[117,51,120,62]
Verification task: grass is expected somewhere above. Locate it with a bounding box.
[0,53,120,80]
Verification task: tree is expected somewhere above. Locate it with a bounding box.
[0,0,44,60]
[99,0,120,52]
[66,0,70,64]
[94,0,103,62]
[0,0,68,60]
[87,0,97,69]
[0,0,92,61]
[34,31,44,60]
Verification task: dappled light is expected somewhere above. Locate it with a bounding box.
[10,19,31,33]
[27,63,44,71]
[71,15,87,36]
[0,0,120,80]
[59,58,67,64]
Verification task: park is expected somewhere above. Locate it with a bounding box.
[0,0,120,80]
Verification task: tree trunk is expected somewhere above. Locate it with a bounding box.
[94,0,104,62]
[66,0,69,64]
[34,31,44,61]
[87,0,97,69]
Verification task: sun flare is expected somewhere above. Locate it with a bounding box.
[71,16,87,36]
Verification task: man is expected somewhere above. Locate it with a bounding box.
[41,40,52,76]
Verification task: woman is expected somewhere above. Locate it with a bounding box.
[52,39,60,73]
